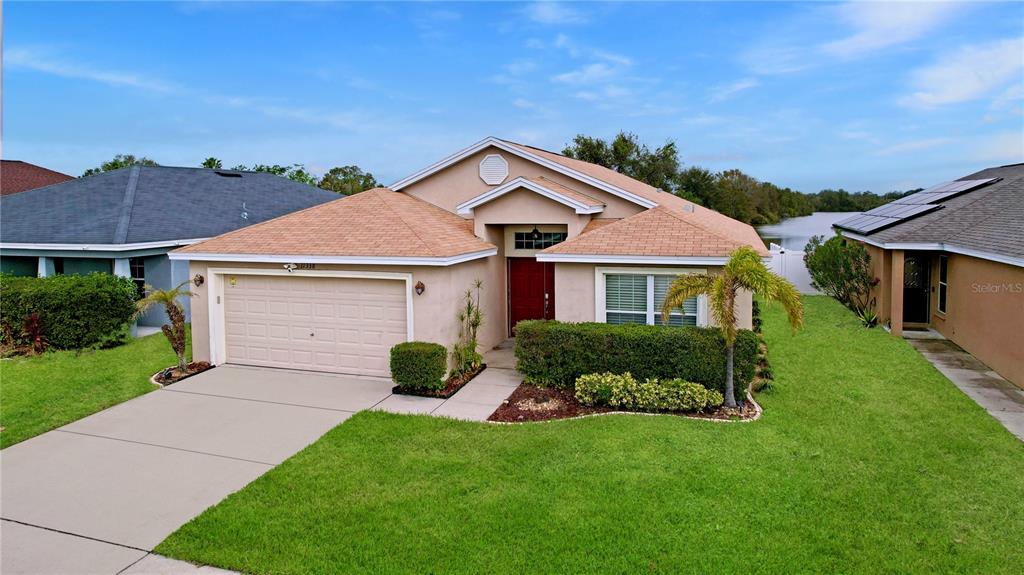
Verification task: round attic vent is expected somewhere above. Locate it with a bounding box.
[479,154,509,185]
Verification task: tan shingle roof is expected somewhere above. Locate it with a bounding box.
[543,206,767,258]
[505,141,767,256]
[175,188,495,258]
[527,176,604,208]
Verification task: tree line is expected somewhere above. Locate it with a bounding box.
[81,154,379,196]
[563,133,921,225]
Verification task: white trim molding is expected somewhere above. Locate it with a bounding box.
[389,137,658,210]
[0,238,210,252]
[168,248,498,266]
[538,253,731,265]
[456,176,605,216]
[594,266,708,327]
[204,267,415,366]
[842,232,1024,268]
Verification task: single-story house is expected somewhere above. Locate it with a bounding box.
[171,137,768,378]
[1,160,73,195]
[0,165,339,326]
[835,162,1024,388]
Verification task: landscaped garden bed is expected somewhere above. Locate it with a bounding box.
[152,361,213,386]
[392,363,487,399]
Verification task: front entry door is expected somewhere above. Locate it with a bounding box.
[903,254,930,324]
[508,258,555,335]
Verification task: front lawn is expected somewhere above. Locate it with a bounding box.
[157,297,1024,574]
[0,331,187,448]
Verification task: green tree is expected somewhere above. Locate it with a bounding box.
[82,154,158,177]
[674,166,715,204]
[803,232,876,315]
[231,163,319,186]
[563,132,680,192]
[134,281,193,372]
[662,247,803,408]
[201,157,223,169]
[318,165,379,195]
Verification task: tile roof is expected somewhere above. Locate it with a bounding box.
[176,188,496,258]
[527,176,604,208]
[0,166,338,245]
[1,160,73,195]
[543,205,768,258]
[845,163,1024,260]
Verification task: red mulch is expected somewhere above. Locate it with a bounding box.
[392,365,486,399]
[155,361,212,385]
[488,383,759,423]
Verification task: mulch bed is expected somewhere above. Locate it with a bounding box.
[153,361,213,385]
[392,364,487,399]
[488,383,760,423]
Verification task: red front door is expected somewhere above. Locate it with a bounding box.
[508,258,555,335]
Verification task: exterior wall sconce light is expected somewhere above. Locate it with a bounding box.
[192,274,205,287]
[415,281,426,295]
[529,226,542,241]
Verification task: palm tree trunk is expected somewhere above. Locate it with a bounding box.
[724,343,737,408]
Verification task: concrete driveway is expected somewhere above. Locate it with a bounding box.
[1,362,519,574]
[1,365,395,574]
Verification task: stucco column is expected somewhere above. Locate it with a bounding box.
[890,250,904,336]
[112,258,131,278]
[37,257,55,277]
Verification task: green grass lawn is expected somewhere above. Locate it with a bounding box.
[0,331,187,448]
[156,297,1024,574]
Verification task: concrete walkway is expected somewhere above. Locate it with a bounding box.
[1,362,519,574]
[908,338,1024,441]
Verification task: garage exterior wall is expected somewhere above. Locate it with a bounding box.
[188,258,507,369]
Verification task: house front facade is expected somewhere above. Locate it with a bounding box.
[173,137,768,378]
[835,163,1024,388]
[0,166,339,326]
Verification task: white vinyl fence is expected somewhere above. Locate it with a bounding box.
[768,243,820,294]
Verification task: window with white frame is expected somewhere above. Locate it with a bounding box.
[129,257,146,298]
[937,255,948,314]
[604,272,699,326]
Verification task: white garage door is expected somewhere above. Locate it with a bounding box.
[223,274,408,377]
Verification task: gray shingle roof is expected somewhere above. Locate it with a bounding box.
[840,163,1024,261]
[0,166,339,244]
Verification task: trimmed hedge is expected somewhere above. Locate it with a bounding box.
[575,372,724,412]
[514,321,758,403]
[390,342,447,390]
[0,273,137,350]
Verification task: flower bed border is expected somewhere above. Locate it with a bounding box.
[150,362,213,386]
[392,364,487,399]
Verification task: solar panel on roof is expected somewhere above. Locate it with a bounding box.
[894,178,998,206]
[835,204,941,234]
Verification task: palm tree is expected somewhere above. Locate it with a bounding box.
[661,246,803,408]
[135,281,193,372]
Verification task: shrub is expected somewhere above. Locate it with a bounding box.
[804,232,876,313]
[515,321,757,403]
[0,273,137,350]
[451,280,484,378]
[575,372,724,412]
[390,342,447,390]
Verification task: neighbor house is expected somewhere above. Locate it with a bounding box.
[834,163,1024,388]
[0,166,338,326]
[172,137,767,378]
[1,160,73,195]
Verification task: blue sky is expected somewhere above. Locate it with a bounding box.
[4,1,1023,193]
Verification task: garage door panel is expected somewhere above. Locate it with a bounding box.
[222,275,407,377]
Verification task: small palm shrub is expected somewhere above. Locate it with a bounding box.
[134,281,193,372]
[390,342,447,390]
[450,279,484,378]
[575,372,724,412]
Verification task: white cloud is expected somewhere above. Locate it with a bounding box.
[901,37,1024,108]
[823,2,962,58]
[524,2,587,25]
[552,62,615,84]
[708,78,759,102]
[874,137,953,156]
[5,46,179,92]
[972,131,1024,163]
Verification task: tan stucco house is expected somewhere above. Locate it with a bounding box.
[835,162,1024,388]
[171,137,767,378]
